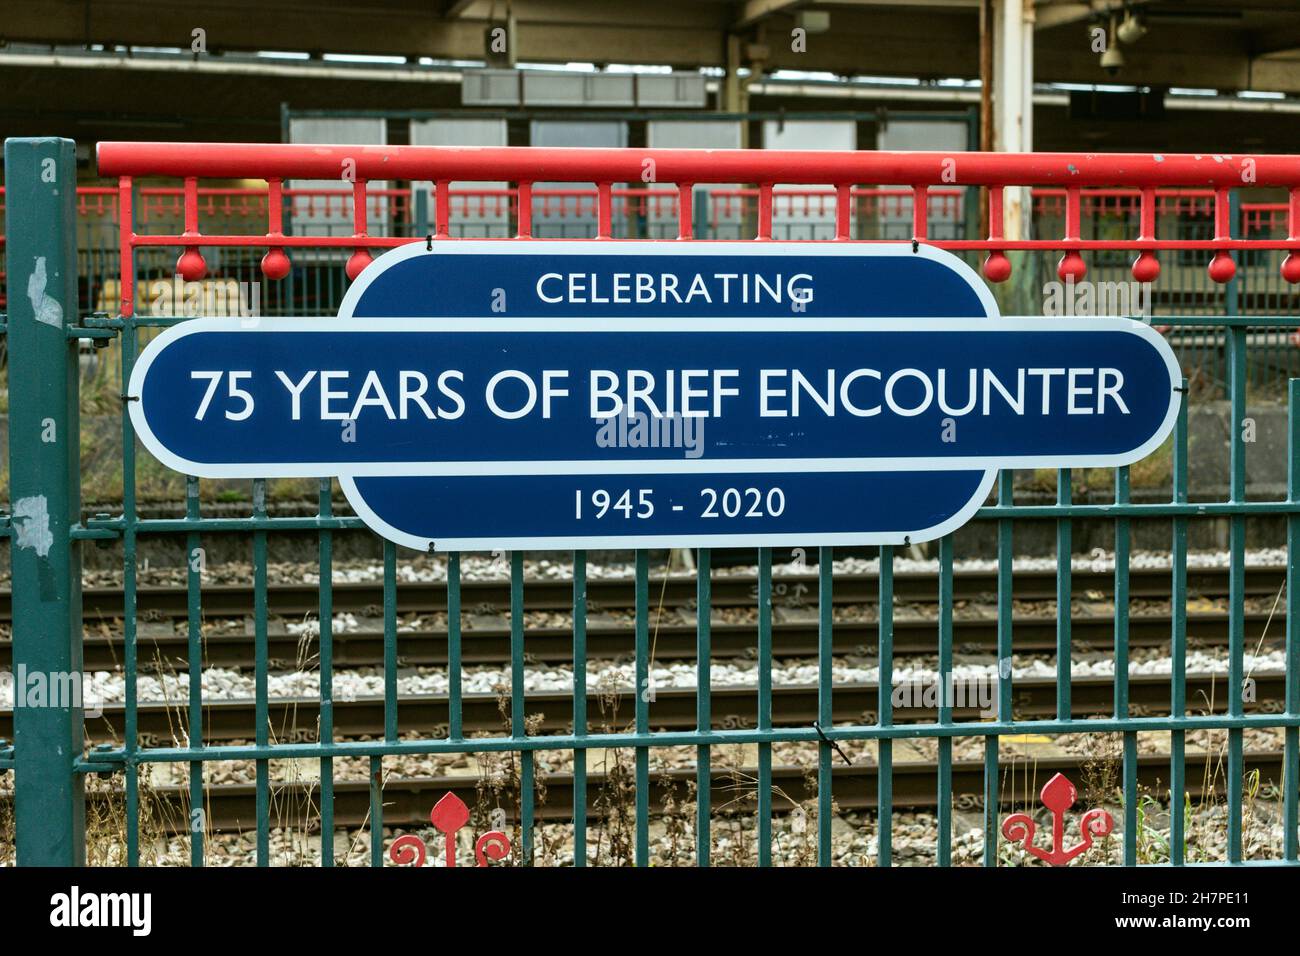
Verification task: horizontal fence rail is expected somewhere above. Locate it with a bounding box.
[1,139,1299,867]
[2,184,1293,228]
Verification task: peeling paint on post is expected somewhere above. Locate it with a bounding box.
[5,137,86,865]
[13,496,54,557]
[27,257,65,328]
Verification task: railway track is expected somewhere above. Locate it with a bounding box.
[0,564,1282,623]
[1,608,1281,670]
[54,750,1287,834]
[2,564,1286,842]
[4,672,1280,745]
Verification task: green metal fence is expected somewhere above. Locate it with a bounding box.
[2,136,1299,866]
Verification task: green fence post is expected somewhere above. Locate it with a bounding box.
[4,137,85,866]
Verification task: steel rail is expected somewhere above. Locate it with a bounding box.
[0,609,1278,670]
[0,564,1279,623]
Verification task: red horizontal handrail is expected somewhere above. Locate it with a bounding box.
[95,142,1300,187]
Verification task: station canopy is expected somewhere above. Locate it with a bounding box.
[3,0,1299,91]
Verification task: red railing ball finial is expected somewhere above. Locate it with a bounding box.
[1281,252,1300,285]
[1131,251,1160,283]
[982,251,1012,284]
[1207,250,1237,284]
[261,248,291,281]
[1057,251,1087,283]
[346,249,374,281]
[176,248,207,282]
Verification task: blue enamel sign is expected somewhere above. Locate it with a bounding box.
[129,241,1180,550]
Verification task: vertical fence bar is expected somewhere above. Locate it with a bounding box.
[317,479,334,865]
[448,553,463,741]
[988,186,1005,246]
[434,180,450,239]
[116,176,135,320]
[1170,380,1189,865]
[936,536,954,866]
[818,546,834,866]
[912,185,929,240]
[121,181,141,867]
[1138,186,1158,296]
[696,548,712,866]
[878,545,895,866]
[572,550,588,866]
[835,184,851,240]
[1116,466,1137,865]
[253,480,269,866]
[182,175,199,240]
[384,543,399,742]
[371,539,399,867]
[634,550,650,866]
[757,547,773,866]
[186,476,205,866]
[1286,379,1300,863]
[510,551,534,863]
[677,183,694,239]
[757,183,773,240]
[597,181,612,239]
[368,756,383,867]
[1226,190,1241,319]
[1056,470,1072,721]
[414,188,429,238]
[1227,325,1248,862]
[119,173,139,866]
[985,471,1014,866]
[516,182,532,238]
[5,137,85,865]
[693,186,710,241]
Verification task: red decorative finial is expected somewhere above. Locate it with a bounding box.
[261,247,291,280]
[1207,250,1237,284]
[982,251,1012,283]
[1131,251,1160,283]
[1001,773,1114,866]
[176,248,207,282]
[1281,252,1300,285]
[1057,251,1087,283]
[345,248,373,281]
[388,792,512,868]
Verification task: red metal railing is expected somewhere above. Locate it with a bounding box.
[1032,187,1217,219]
[1,185,1290,246]
[0,185,684,227]
[7,183,1282,228]
[706,187,966,227]
[87,143,1300,318]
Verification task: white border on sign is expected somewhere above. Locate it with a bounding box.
[334,238,1004,321]
[128,316,1183,478]
[338,470,1000,552]
[127,240,1185,551]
